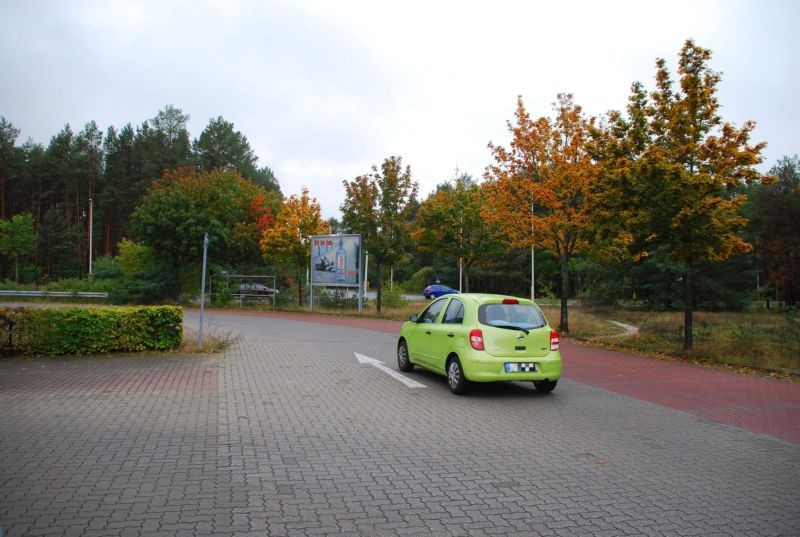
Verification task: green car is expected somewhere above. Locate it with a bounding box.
[397,293,562,394]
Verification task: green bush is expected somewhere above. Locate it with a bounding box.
[3,305,183,355]
[406,267,436,294]
[380,283,407,308]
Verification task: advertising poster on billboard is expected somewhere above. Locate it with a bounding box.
[311,234,361,286]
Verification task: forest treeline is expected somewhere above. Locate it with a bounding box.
[0,106,280,280]
[1,40,798,349]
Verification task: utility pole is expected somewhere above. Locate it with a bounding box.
[531,202,535,301]
[88,198,93,277]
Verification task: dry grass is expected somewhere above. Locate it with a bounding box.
[180,325,240,353]
[574,307,800,377]
[539,305,628,340]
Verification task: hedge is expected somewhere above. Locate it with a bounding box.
[0,305,183,355]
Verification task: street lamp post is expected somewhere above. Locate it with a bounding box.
[530,201,536,301]
[531,245,535,301]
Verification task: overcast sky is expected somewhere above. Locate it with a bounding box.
[1,0,797,218]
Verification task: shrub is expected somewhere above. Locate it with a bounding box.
[3,305,183,355]
[380,283,407,308]
[406,267,436,294]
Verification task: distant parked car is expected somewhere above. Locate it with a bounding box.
[397,293,562,394]
[238,283,278,296]
[423,284,459,299]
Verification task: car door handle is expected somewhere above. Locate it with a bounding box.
[447,333,455,337]
[425,330,431,335]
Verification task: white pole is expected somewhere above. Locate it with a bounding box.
[199,233,208,351]
[530,202,535,301]
[364,252,369,294]
[531,246,535,301]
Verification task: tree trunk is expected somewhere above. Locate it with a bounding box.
[559,252,569,334]
[683,264,693,353]
[297,266,304,306]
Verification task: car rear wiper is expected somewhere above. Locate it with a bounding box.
[493,324,530,335]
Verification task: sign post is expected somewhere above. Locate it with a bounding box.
[199,233,209,350]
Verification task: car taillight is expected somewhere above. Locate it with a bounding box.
[469,329,485,350]
[550,330,560,351]
[502,298,518,304]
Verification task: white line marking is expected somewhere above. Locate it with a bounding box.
[354,353,427,389]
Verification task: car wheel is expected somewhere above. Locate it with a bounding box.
[533,380,557,393]
[447,357,468,395]
[397,340,414,372]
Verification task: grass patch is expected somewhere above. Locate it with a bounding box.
[180,323,240,353]
[539,305,628,340]
[577,308,800,377]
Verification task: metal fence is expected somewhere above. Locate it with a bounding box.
[0,290,108,299]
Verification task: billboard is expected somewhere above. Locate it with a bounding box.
[310,234,361,286]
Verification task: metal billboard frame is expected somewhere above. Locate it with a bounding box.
[309,234,363,312]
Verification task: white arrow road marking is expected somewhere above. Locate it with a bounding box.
[354,353,427,388]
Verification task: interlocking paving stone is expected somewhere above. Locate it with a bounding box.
[0,309,798,536]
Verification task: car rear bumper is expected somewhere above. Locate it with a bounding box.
[462,351,562,383]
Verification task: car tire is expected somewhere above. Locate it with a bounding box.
[447,357,468,395]
[533,380,557,393]
[397,340,414,372]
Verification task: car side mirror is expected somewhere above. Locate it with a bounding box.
[409,313,419,322]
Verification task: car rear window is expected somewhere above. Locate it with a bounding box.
[478,303,546,330]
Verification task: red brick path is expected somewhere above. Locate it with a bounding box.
[561,342,800,444]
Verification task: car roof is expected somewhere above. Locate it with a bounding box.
[444,293,536,305]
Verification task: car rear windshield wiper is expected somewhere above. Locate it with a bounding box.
[491,323,530,335]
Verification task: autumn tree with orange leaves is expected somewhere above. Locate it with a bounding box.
[589,40,764,351]
[485,94,596,334]
[260,187,330,305]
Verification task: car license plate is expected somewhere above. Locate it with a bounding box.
[505,362,537,373]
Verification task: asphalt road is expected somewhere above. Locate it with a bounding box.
[0,309,798,536]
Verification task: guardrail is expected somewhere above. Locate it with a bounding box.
[0,290,108,299]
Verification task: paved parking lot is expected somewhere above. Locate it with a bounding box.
[1,310,798,536]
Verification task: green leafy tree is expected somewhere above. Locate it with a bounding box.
[131,168,276,293]
[193,116,281,193]
[100,124,140,255]
[133,106,193,185]
[193,116,256,173]
[74,121,104,266]
[37,204,83,280]
[75,121,104,201]
[590,40,765,350]
[413,174,506,292]
[105,238,175,304]
[0,117,21,220]
[0,213,36,282]
[260,187,330,305]
[149,104,192,171]
[340,156,418,312]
